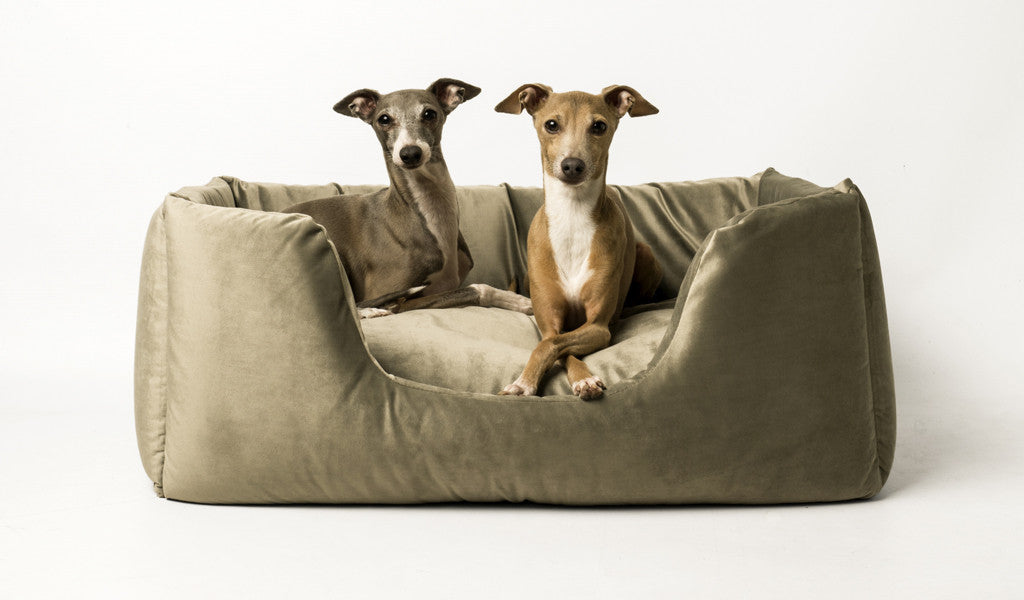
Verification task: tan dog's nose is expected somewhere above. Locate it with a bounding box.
[560,157,586,183]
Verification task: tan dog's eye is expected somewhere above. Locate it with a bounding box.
[590,120,607,135]
[544,119,559,133]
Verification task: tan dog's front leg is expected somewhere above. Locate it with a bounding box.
[565,355,606,400]
[500,322,611,398]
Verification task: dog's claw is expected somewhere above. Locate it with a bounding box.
[572,376,605,401]
[499,377,536,396]
[514,296,534,315]
[358,307,393,319]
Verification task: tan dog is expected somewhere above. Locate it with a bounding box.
[495,84,663,400]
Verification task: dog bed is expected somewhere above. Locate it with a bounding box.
[134,168,895,504]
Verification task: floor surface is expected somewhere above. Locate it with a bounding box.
[2,373,1021,599]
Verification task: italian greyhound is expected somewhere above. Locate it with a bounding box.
[495,84,663,400]
[284,78,532,318]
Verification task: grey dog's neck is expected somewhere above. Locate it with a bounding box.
[387,155,456,210]
[385,155,460,264]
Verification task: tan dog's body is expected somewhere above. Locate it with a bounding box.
[497,85,662,400]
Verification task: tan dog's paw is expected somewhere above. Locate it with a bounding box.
[358,307,393,319]
[499,376,536,396]
[571,376,606,401]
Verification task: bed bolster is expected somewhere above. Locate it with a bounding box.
[641,189,888,502]
[138,196,381,501]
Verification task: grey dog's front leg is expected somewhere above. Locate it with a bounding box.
[393,284,532,314]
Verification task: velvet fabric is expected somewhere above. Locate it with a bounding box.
[134,169,895,504]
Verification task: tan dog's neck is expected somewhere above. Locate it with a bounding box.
[542,173,605,210]
[543,174,606,307]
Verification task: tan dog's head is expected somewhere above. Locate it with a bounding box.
[335,78,481,170]
[496,84,658,185]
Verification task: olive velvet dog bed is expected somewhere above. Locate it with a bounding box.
[134,168,895,504]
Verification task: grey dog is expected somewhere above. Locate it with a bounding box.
[285,78,532,318]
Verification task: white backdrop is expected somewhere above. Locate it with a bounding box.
[1,0,1021,408]
[1,0,1022,595]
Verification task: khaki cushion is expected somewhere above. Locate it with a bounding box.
[362,305,674,396]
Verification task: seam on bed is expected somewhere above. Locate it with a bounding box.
[155,200,170,496]
[857,193,887,496]
[853,192,883,497]
[500,183,529,291]
[754,168,767,206]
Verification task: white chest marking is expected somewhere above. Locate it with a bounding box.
[544,176,600,304]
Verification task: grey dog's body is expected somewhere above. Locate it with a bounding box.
[285,79,530,317]
[288,156,472,308]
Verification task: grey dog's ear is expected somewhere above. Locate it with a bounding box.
[494,83,553,116]
[601,85,659,117]
[428,78,481,114]
[334,89,381,121]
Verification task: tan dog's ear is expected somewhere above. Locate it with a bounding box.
[334,89,381,121]
[601,85,659,117]
[429,78,482,114]
[495,83,553,115]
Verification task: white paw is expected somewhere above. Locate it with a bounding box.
[514,296,534,315]
[571,375,606,400]
[499,376,536,397]
[472,284,533,315]
[358,307,393,319]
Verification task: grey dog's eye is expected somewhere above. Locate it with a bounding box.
[544,119,559,133]
[377,114,392,126]
[422,109,437,121]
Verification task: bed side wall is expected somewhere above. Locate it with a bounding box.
[218,177,344,212]
[641,189,885,501]
[756,170,896,487]
[134,203,170,495]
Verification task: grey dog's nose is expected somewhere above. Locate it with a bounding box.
[399,145,423,166]
[560,157,586,181]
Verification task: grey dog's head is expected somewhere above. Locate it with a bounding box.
[334,78,481,169]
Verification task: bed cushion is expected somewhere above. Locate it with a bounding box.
[361,305,674,396]
[133,169,896,505]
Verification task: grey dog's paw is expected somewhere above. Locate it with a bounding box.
[358,307,393,319]
[504,292,533,315]
[470,284,534,315]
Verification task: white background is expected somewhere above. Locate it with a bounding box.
[2,0,1022,597]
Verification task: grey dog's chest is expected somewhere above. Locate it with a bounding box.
[397,221,445,278]
[370,205,445,282]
